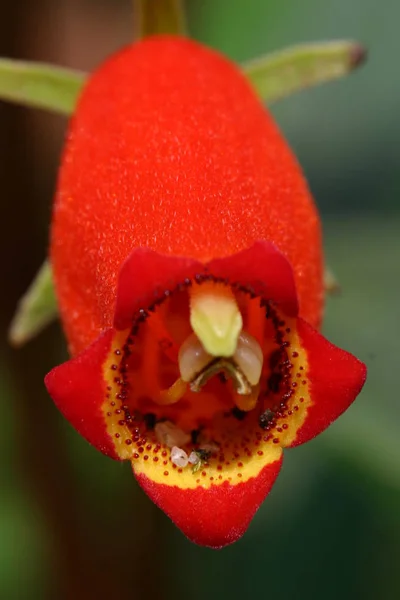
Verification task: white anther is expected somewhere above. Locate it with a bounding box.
[154,421,191,448]
[233,331,263,386]
[178,333,212,382]
[171,446,189,468]
[188,451,200,465]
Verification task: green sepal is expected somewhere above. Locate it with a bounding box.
[242,40,366,104]
[9,260,58,346]
[0,41,366,116]
[0,59,85,115]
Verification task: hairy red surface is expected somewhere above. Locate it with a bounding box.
[135,454,283,548]
[51,36,323,356]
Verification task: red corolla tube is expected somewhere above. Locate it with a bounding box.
[45,36,366,548]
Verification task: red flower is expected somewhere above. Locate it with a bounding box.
[45,36,366,548]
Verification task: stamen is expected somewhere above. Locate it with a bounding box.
[233,331,263,386]
[178,327,263,394]
[189,282,243,357]
[170,446,189,467]
[233,384,260,412]
[188,451,201,466]
[178,333,212,382]
[188,446,218,473]
[156,377,188,406]
[190,358,252,394]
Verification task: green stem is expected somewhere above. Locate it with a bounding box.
[134,0,187,38]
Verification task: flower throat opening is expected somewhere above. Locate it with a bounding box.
[102,276,308,479]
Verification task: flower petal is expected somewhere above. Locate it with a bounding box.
[45,327,135,460]
[207,241,298,316]
[279,317,367,447]
[114,248,203,330]
[133,449,283,548]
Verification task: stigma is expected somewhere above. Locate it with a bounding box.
[189,281,243,357]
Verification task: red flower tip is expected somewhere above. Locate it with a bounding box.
[135,453,283,548]
[46,36,366,546]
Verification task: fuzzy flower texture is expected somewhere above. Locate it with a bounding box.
[46,36,366,548]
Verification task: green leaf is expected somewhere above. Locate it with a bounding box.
[134,0,187,38]
[0,59,85,115]
[9,260,58,347]
[242,40,366,104]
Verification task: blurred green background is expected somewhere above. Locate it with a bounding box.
[0,0,399,599]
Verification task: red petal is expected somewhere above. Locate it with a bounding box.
[114,248,203,330]
[134,452,283,548]
[45,328,132,460]
[285,318,367,447]
[207,241,298,316]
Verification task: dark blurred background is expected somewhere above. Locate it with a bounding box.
[0,1,399,599]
